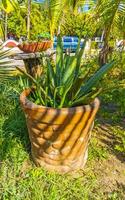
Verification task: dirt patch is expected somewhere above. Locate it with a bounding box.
[92,124,125,197]
[94,155,125,195]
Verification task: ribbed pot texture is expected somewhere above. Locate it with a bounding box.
[20,89,100,173]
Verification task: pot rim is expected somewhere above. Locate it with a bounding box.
[20,88,100,112]
[18,40,52,46]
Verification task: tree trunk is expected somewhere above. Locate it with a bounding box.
[99,43,109,66]
[27,0,31,41]
[99,28,109,66]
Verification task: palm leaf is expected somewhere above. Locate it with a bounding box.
[0,47,19,79]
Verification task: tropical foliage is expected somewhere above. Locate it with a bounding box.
[61,12,96,38]
[0,0,18,40]
[1,0,125,45]
[46,0,94,37]
[1,0,18,13]
[7,3,50,39]
[95,0,125,65]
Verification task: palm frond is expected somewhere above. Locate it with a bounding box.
[0,47,18,79]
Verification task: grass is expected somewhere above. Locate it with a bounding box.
[0,75,125,199]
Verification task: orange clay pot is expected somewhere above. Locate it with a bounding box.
[20,89,100,173]
[18,41,52,53]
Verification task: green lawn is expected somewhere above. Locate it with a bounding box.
[0,78,125,200]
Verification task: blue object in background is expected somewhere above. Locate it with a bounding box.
[53,36,84,52]
[32,0,45,3]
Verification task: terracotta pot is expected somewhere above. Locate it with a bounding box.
[18,41,52,53]
[20,89,100,173]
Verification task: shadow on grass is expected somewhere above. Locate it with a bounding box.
[94,103,125,163]
[1,105,31,161]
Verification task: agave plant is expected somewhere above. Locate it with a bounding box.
[17,35,115,108]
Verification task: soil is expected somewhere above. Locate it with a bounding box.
[91,122,125,198]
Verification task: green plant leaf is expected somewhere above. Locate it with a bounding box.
[75,39,87,77]
[62,56,77,84]
[56,34,63,86]
[72,88,102,106]
[47,58,56,87]
[77,61,116,98]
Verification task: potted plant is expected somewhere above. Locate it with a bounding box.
[18,33,52,53]
[19,35,115,173]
